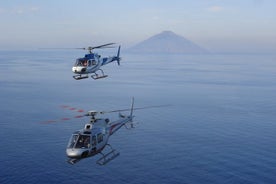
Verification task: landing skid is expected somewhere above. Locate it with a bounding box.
[96,144,120,165]
[91,69,108,80]
[67,158,81,165]
[73,74,89,80]
[91,75,108,80]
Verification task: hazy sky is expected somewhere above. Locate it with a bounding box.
[0,0,275,53]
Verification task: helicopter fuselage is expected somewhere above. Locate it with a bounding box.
[72,46,120,80]
[66,113,132,164]
[45,97,166,165]
[72,53,103,74]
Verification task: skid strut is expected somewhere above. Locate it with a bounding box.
[91,69,108,80]
[96,144,120,165]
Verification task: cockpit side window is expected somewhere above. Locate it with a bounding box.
[92,135,96,146]
[83,60,88,66]
[97,133,103,143]
[91,60,97,66]
[75,135,91,149]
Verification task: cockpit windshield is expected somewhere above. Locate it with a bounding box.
[67,134,91,149]
[68,134,78,148]
[74,59,89,67]
[74,59,96,67]
[74,59,80,66]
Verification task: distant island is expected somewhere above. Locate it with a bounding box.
[127,31,208,54]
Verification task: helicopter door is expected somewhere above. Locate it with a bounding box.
[82,60,88,67]
[75,134,91,149]
[91,60,97,66]
[91,135,97,153]
[95,133,105,149]
[92,135,96,147]
[87,60,91,67]
[97,133,103,144]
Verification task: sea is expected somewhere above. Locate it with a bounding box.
[0,50,276,184]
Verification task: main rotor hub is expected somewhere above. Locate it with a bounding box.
[86,110,98,116]
[87,47,93,53]
[85,111,100,123]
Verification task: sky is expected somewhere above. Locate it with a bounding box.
[0,0,275,53]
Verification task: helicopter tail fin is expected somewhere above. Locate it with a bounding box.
[116,46,121,66]
[123,97,136,129]
[130,97,134,121]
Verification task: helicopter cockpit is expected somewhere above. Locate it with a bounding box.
[68,133,91,149]
[74,58,97,67]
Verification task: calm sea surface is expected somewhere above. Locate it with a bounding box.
[0,50,276,184]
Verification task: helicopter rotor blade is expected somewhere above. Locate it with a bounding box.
[90,43,116,50]
[60,105,85,113]
[40,103,170,123]
[40,114,85,124]
[40,105,86,124]
[39,43,116,51]
[39,48,84,50]
[98,104,171,114]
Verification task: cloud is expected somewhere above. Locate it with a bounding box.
[152,16,160,21]
[9,6,40,15]
[15,6,40,14]
[0,8,6,14]
[29,6,40,12]
[208,6,224,12]
[14,8,24,14]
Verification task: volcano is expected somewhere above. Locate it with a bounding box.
[128,31,208,54]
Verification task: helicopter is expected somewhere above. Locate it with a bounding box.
[41,98,169,165]
[71,43,121,80]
